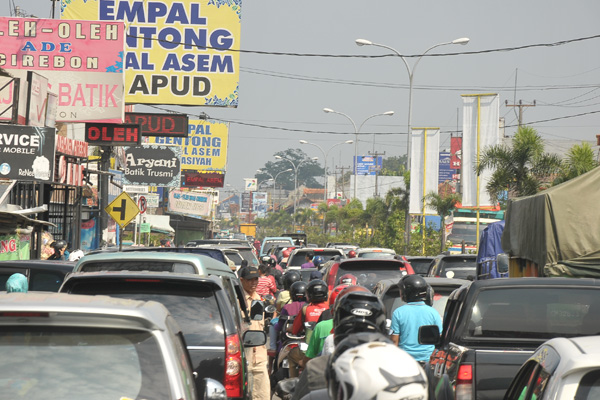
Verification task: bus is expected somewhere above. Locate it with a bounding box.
[446,208,504,254]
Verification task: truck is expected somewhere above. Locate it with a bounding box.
[419,277,600,400]
[239,223,257,239]
[446,207,504,254]
[502,166,600,278]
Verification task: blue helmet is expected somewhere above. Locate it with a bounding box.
[313,255,324,267]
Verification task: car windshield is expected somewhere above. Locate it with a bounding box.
[67,281,225,346]
[438,258,476,279]
[225,252,244,265]
[0,327,172,400]
[336,264,405,291]
[262,241,292,254]
[237,249,259,266]
[357,251,395,259]
[79,261,196,274]
[467,287,600,339]
[288,250,342,267]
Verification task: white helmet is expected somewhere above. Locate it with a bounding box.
[329,342,428,400]
[68,250,85,262]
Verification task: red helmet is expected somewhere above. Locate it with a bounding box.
[348,250,357,258]
[329,284,349,308]
[332,285,370,311]
[337,273,357,286]
[282,248,292,258]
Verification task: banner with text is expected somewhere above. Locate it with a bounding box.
[61,0,242,107]
[0,125,56,181]
[123,145,181,187]
[462,94,500,207]
[168,188,212,218]
[1,17,125,123]
[409,128,440,215]
[149,119,228,173]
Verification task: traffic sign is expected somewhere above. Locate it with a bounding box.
[105,192,139,229]
[138,195,147,214]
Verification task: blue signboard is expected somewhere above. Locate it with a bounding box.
[439,152,454,184]
[354,156,383,175]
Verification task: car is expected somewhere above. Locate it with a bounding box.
[222,248,246,270]
[505,336,600,400]
[286,247,346,269]
[186,238,250,247]
[427,253,477,280]
[324,258,415,292]
[373,276,470,319]
[260,236,295,257]
[60,271,266,399]
[0,292,207,399]
[0,260,74,292]
[405,256,435,276]
[87,245,231,265]
[214,244,260,268]
[298,267,323,282]
[355,247,396,259]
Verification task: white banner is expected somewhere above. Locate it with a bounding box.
[409,128,440,215]
[168,189,213,217]
[244,178,257,191]
[461,94,500,207]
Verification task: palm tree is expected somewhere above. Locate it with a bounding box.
[554,142,599,185]
[476,126,562,201]
[424,191,461,253]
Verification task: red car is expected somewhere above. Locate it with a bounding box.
[324,258,414,292]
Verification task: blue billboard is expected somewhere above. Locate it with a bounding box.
[439,152,454,184]
[354,156,383,175]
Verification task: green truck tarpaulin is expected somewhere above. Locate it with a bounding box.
[502,166,600,277]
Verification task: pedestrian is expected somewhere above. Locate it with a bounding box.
[6,273,28,293]
[301,252,315,269]
[390,275,442,363]
[48,240,70,261]
[238,266,270,400]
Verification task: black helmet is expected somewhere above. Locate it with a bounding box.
[283,270,302,290]
[261,255,276,267]
[289,281,308,302]
[399,275,430,303]
[51,240,68,250]
[306,279,328,304]
[333,291,387,345]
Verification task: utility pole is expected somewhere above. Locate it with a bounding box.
[505,100,536,127]
[368,151,385,197]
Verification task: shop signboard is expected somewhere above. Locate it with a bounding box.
[168,189,212,217]
[354,156,382,175]
[125,112,188,137]
[122,145,181,187]
[85,123,142,146]
[0,125,55,181]
[181,171,224,188]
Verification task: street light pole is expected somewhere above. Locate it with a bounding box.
[323,109,394,199]
[272,168,292,211]
[275,155,318,230]
[299,139,353,202]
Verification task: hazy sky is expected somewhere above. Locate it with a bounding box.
[4,1,600,194]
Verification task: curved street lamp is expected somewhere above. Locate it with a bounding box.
[299,139,353,202]
[275,155,318,227]
[322,109,394,199]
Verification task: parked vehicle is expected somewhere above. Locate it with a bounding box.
[505,336,600,400]
[0,260,74,292]
[260,236,295,257]
[373,277,469,319]
[60,272,266,399]
[239,223,257,238]
[0,292,207,399]
[405,256,435,276]
[286,248,345,269]
[427,254,477,280]
[419,278,600,400]
[324,258,414,292]
[355,247,396,259]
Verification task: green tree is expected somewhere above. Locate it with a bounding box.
[476,126,562,200]
[424,191,461,253]
[554,142,599,185]
[256,148,324,190]
[380,155,407,176]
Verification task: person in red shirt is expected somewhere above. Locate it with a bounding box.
[256,264,277,298]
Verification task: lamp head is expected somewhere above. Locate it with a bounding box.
[299,140,308,144]
[355,39,372,46]
[345,140,354,144]
[323,108,334,113]
[383,111,394,116]
[312,157,319,161]
[275,155,282,160]
[285,168,293,172]
[452,37,470,45]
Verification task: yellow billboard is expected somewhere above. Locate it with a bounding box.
[61,0,241,107]
[148,119,229,173]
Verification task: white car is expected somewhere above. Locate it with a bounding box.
[505,336,600,400]
[355,247,396,259]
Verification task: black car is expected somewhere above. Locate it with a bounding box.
[0,260,74,292]
[60,271,265,399]
[427,254,477,280]
[405,256,435,276]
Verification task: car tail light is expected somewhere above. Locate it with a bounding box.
[326,263,339,291]
[224,333,243,398]
[455,364,473,400]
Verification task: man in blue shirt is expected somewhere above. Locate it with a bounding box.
[391,275,442,362]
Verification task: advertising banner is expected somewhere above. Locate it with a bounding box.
[0,17,126,123]
[0,233,30,261]
[252,191,267,217]
[125,112,189,137]
[149,119,229,173]
[85,123,142,146]
[181,171,224,188]
[61,0,242,107]
[439,152,453,184]
[168,189,212,217]
[409,128,440,215]
[0,76,26,124]
[240,192,251,213]
[244,178,257,191]
[0,125,55,181]
[450,136,462,169]
[25,71,49,127]
[462,94,500,207]
[123,145,182,187]
[354,156,383,175]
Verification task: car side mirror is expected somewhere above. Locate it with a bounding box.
[243,330,267,347]
[419,325,441,345]
[196,378,226,400]
[250,300,264,320]
[497,253,509,274]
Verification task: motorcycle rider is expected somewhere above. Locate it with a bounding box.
[276,270,302,312]
[274,280,308,345]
